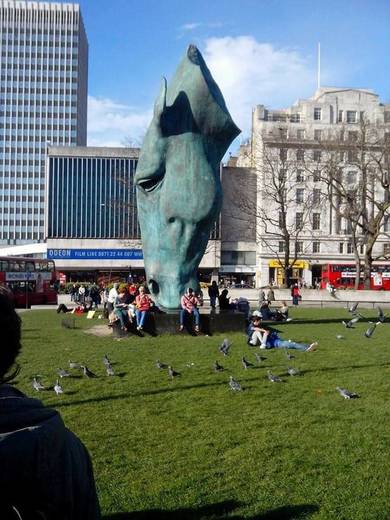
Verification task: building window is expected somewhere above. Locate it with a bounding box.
[295,241,303,253]
[313,213,320,230]
[384,215,390,232]
[338,110,343,123]
[221,251,256,265]
[346,170,357,185]
[348,131,358,142]
[359,244,364,255]
[339,242,344,254]
[314,107,322,121]
[279,127,287,139]
[296,188,304,204]
[384,112,390,123]
[279,169,287,182]
[346,111,357,123]
[313,241,320,253]
[347,242,353,254]
[348,150,358,163]
[383,243,390,255]
[290,113,301,123]
[296,170,304,182]
[313,188,321,205]
[314,129,322,141]
[297,129,305,139]
[296,149,305,162]
[313,170,321,182]
[280,148,287,161]
[313,150,321,162]
[278,241,285,253]
[296,212,303,229]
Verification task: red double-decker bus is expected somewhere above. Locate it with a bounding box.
[321,263,390,290]
[0,256,57,307]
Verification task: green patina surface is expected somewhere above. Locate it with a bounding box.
[135,45,240,309]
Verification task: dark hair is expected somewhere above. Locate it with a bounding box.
[188,288,193,294]
[0,287,21,384]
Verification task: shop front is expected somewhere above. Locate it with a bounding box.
[268,259,310,287]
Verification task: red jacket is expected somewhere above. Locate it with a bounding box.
[135,293,152,311]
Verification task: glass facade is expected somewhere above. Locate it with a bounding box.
[0,1,88,244]
[47,152,140,239]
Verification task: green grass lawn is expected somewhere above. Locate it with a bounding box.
[16,308,390,519]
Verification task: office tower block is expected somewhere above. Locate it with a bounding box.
[0,1,88,244]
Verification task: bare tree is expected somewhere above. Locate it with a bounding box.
[315,119,390,288]
[234,140,320,287]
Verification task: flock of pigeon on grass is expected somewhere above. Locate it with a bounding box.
[31,354,114,395]
[32,303,385,400]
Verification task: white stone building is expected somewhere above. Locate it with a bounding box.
[235,87,390,287]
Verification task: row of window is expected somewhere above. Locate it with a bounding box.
[0,207,41,213]
[1,63,78,71]
[1,75,77,83]
[278,241,365,254]
[0,27,79,35]
[0,219,44,225]
[278,128,369,141]
[0,183,45,189]
[1,50,78,58]
[1,123,77,130]
[0,232,44,239]
[0,195,44,201]
[0,87,77,94]
[295,188,322,204]
[280,148,359,163]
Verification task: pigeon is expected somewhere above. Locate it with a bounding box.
[156,360,167,369]
[254,353,266,363]
[106,363,115,376]
[336,386,359,399]
[186,362,195,368]
[229,376,242,391]
[241,356,253,370]
[32,377,45,391]
[57,368,70,378]
[342,316,360,328]
[267,370,282,383]
[336,334,344,340]
[377,306,386,323]
[54,379,63,395]
[69,360,80,369]
[348,302,359,314]
[287,367,300,376]
[285,348,295,360]
[213,360,224,372]
[103,354,111,367]
[219,338,231,356]
[168,366,180,379]
[364,322,380,338]
[81,365,97,378]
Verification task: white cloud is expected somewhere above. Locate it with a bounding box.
[203,36,317,140]
[181,22,202,31]
[87,95,152,147]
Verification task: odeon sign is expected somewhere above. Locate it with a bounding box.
[47,249,143,260]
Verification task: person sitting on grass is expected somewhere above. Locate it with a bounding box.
[247,313,317,351]
[179,288,200,333]
[0,287,100,518]
[135,285,154,331]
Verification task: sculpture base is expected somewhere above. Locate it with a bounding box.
[112,310,246,337]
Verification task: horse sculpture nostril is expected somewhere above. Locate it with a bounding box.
[149,279,160,296]
[168,217,175,224]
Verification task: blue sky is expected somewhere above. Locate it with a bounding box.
[67,0,390,151]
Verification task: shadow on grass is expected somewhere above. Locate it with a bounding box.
[52,378,263,408]
[301,361,390,375]
[103,501,319,519]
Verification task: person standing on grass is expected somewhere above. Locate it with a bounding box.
[179,288,200,332]
[291,283,300,306]
[208,280,219,309]
[247,314,317,351]
[135,285,153,331]
[0,288,100,519]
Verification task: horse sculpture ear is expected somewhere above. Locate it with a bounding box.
[153,77,167,128]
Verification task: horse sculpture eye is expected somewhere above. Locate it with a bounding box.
[137,169,165,193]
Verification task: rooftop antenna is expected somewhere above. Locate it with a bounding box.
[317,42,321,89]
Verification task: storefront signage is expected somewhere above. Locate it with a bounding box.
[5,272,52,281]
[47,249,143,260]
[269,259,309,269]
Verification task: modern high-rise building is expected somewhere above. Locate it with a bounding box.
[0,0,88,245]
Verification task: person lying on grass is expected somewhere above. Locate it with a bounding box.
[0,287,100,518]
[247,313,318,351]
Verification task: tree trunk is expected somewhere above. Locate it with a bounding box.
[363,245,374,290]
